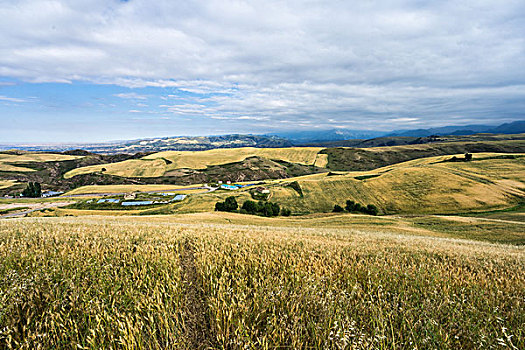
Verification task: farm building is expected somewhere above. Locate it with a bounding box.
[124,193,136,200]
[255,187,270,194]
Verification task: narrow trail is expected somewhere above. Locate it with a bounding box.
[180,239,215,349]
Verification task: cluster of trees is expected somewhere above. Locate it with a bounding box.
[241,200,284,217]
[333,200,378,215]
[215,196,239,212]
[215,197,291,217]
[448,152,473,162]
[21,182,41,198]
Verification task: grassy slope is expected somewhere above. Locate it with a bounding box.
[0,153,83,173]
[63,158,168,178]
[64,147,325,178]
[268,153,525,214]
[323,139,525,171]
[64,183,207,195]
[58,153,525,217]
[0,215,523,349]
[162,153,524,216]
[0,180,17,190]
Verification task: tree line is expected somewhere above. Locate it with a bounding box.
[215,196,291,217]
[333,200,378,215]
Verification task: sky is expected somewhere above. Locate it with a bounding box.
[1,0,525,143]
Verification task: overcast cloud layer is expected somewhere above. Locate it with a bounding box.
[1,0,525,141]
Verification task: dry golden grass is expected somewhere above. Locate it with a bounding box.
[0,153,81,163]
[64,158,168,179]
[269,153,525,214]
[0,153,82,173]
[65,147,325,178]
[0,180,17,190]
[64,184,206,195]
[144,147,325,169]
[0,215,523,349]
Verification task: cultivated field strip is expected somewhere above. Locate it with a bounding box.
[0,217,524,349]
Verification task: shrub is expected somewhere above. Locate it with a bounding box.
[345,199,379,215]
[333,204,345,212]
[281,208,291,216]
[345,200,356,212]
[365,204,378,215]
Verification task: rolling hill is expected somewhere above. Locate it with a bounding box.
[64,147,327,178]
[62,139,525,179]
[270,153,525,214]
[166,153,525,216]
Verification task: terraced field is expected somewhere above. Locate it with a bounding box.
[64,147,325,178]
[0,152,83,172]
[0,215,523,349]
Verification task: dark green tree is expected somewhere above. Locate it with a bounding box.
[365,204,378,215]
[22,182,41,198]
[214,202,225,211]
[224,196,238,212]
[345,200,356,212]
[333,204,344,212]
[242,200,257,214]
[281,208,291,216]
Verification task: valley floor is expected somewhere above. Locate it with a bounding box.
[1,214,524,349]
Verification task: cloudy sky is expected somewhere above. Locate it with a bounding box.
[1,0,524,142]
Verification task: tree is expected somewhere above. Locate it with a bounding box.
[215,202,225,211]
[333,204,344,212]
[345,200,356,212]
[271,202,280,216]
[224,196,238,212]
[281,208,291,216]
[242,200,257,214]
[21,182,41,198]
[464,152,472,161]
[365,204,378,215]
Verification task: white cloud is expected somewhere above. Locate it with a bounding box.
[114,92,148,100]
[0,95,30,103]
[0,0,524,129]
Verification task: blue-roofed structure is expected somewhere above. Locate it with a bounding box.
[121,201,153,206]
[97,198,120,204]
[171,194,187,202]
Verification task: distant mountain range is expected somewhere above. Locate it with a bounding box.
[0,134,292,154]
[387,120,525,138]
[1,120,523,153]
[269,129,385,143]
[270,121,525,144]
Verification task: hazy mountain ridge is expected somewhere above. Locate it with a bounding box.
[1,121,523,153]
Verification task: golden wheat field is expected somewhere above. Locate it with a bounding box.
[0,214,523,349]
